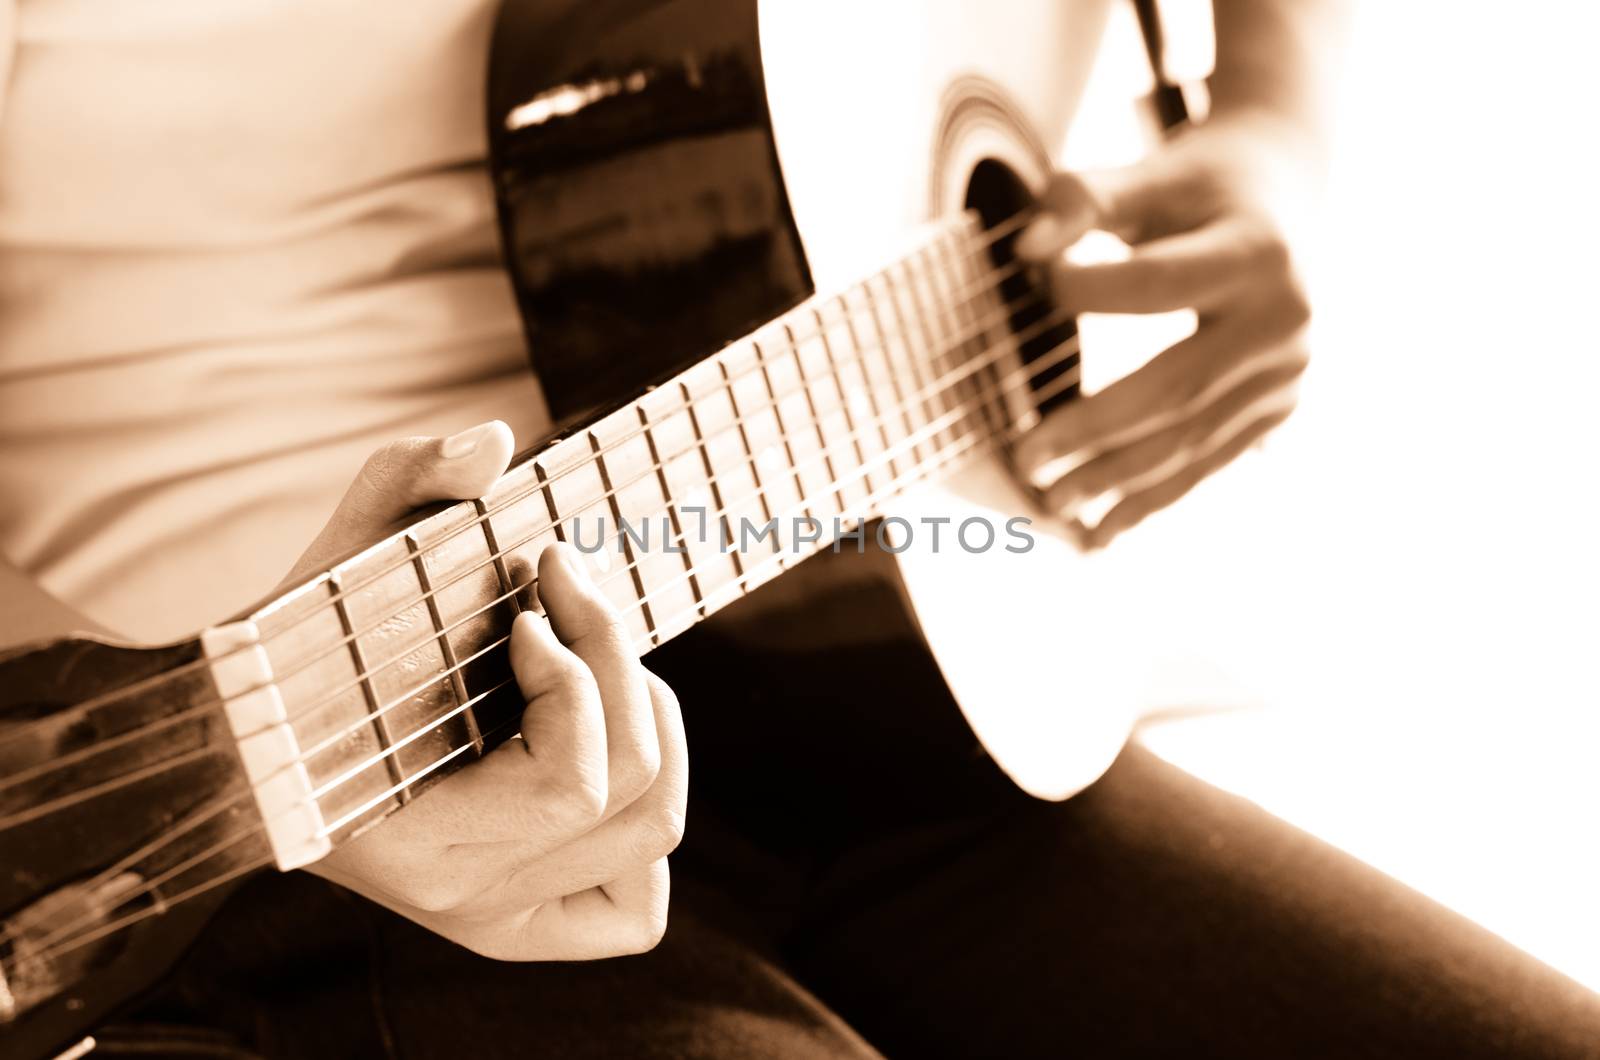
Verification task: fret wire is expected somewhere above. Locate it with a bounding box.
[308,669,512,810]
[934,228,998,445]
[267,334,1080,810]
[836,291,899,483]
[614,349,1083,654]
[32,332,1068,964]
[861,275,925,468]
[910,241,972,448]
[315,705,521,840]
[815,301,875,495]
[15,215,1033,743]
[6,251,1043,807]
[753,336,814,527]
[257,306,1062,790]
[328,571,409,804]
[950,232,1003,436]
[686,376,745,577]
[533,460,565,556]
[475,496,524,618]
[589,430,656,642]
[11,215,1060,954]
[922,234,972,442]
[956,228,1016,434]
[884,262,947,451]
[897,253,953,447]
[934,232,992,437]
[242,327,1079,804]
[967,225,1023,433]
[713,362,764,574]
[37,313,1030,973]
[636,403,705,615]
[50,358,1029,962]
[230,297,1066,746]
[233,235,1011,640]
[569,309,1068,605]
[407,530,482,757]
[225,294,1056,752]
[603,339,1080,632]
[244,253,1018,685]
[934,225,985,438]
[786,316,850,513]
[61,329,1077,891]
[291,595,530,772]
[225,301,1041,755]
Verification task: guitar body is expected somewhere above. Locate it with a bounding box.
[493,0,1122,799]
[758,2,1128,797]
[2,2,1115,1055]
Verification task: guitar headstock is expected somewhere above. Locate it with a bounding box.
[0,633,268,1058]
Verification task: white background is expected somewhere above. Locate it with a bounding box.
[1065,1,1600,989]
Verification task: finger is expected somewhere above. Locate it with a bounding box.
[556,858,672,959]
[289,420,515,580]
[404,609,609,855]
[306,611,611,910]
[1044,356,1306,516]
[1050,216,1277,316]
[1077,154,1222,245]
[1015,171,1105,261]
[496,859,672,961]
[1014,298,1309,485]
[1085,408,1294,549]
[468,673,688,909]
[538,544,659,813]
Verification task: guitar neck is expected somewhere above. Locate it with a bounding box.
[203,211,1069,870]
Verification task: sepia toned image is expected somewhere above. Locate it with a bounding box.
[2,1,1597,1056]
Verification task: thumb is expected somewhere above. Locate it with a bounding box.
[1014,170,1109,262]
[1015,166,1164,262]
[285,420,516,584]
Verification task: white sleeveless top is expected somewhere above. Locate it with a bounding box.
[0,1,551,641]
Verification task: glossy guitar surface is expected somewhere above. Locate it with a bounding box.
[1,2,1114,1055]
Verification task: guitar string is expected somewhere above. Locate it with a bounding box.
[10,351,1079,969]
[256,344,1084,813]
[0,265,1057,801]
[3,214,1062,954]
[5,713,530,960]
[240,222,1026,667]
[262,297,1067,742]
[0,271,1046,804]
[0,211,1041,755]
[0,310,1075,832]
[0,273,1034,798]
[274,339,1079,809]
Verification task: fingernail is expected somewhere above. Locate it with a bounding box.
[441,421,497,460]
[554,542,592,583]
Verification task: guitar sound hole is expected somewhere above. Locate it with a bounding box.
[964,159,1081,420]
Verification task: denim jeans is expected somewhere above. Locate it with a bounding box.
[124,579,1600,1058]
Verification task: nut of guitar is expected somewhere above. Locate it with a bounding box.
[200,623,332,872]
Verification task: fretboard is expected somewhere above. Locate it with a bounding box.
[209,211,1081,864]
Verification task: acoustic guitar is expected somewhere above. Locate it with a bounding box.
[0,1,1134,1054]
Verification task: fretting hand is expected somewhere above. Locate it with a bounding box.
[1013,114,1312,548]
[280,422,687,960]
